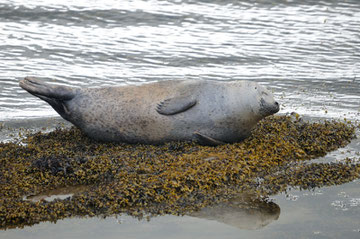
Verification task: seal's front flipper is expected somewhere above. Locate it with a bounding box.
[156,96,197,115]
[194,131,225,146]
[19,77,76,120]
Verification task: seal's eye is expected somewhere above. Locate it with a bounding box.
[255,87,257,90]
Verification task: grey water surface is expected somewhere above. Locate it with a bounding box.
[0,0,360,238]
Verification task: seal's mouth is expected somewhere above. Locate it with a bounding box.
[259,99,280,117]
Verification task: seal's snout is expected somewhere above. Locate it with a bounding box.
[274,101,280,113]
[259,98,280,117]
[266,101,280,115]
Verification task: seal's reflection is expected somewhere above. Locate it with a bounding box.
[188,194,280,230]
[24,187,280,230]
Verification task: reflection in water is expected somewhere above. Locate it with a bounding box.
[189,194,280,230]
[24,185,87,202]
[23,186,280,230]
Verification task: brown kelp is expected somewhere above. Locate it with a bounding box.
[0,115,359,229]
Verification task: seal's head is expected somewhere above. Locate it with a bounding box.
[241,82,279,119]
[256,84,279,117]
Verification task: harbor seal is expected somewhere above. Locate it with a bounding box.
[19,77,279,145]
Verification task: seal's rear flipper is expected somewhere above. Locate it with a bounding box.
[20,77,75,100]
[19,77,76,120]
[194,131,225,146]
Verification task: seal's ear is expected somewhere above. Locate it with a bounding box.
[156,95,197,115]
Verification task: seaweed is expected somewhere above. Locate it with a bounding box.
[0,115,359,229]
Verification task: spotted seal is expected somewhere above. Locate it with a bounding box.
[19,77,279,145]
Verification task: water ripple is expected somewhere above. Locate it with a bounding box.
[0,0,359,120]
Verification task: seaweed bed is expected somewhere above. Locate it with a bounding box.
[0,115,359,229]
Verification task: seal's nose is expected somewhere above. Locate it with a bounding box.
[274,101,280,113]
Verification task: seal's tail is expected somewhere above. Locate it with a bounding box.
[19,77,76,119]
[19,77,76,100]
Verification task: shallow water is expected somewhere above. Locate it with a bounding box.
[0,0,360,238]
[2,182,360,239]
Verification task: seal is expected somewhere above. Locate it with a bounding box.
[19,77,279,145]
